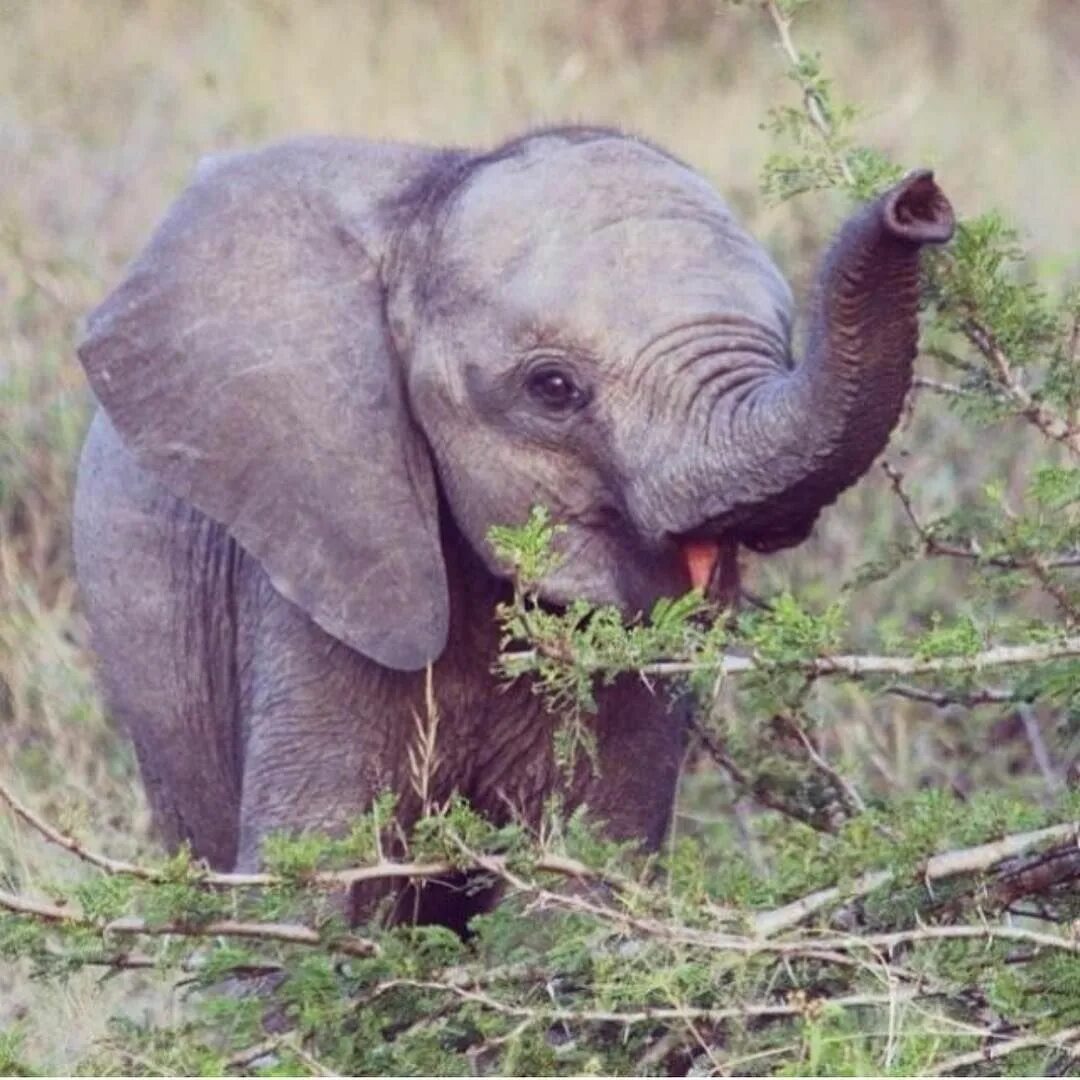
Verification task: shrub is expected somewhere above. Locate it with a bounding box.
[1,1,1077,1074]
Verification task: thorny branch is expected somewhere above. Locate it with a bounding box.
[962,316,1080,457]
[4,787,1076,958]
[0,772,633,897]
[2,790,1078,1074]
[688,715,843,832]
[752,821,1079,936]
[365,975,927,1029]
[504,634,1080,681]
[761,0,856,188]
[883,682,1015,708]
[930,1025,1080,1076]
[881,460,1080,573]
[918,312,1080,460]
[912,374,977,399]
[0,886,380,958]
[778,710,867,817]
[882,460,1080,628]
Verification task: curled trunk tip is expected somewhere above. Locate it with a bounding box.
[883,170,955,245]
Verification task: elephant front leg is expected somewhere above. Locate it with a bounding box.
[236,586,415,913]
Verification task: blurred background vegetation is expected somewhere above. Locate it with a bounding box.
[1,0,1078,1068]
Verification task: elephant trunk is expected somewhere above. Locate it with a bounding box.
[716,171,954,553]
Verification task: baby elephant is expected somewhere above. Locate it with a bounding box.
[74,126,953,930]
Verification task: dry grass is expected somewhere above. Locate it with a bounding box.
[1,0,1078,1067]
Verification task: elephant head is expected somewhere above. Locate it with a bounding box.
[79,128,953,672]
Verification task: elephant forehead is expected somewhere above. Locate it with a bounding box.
[505,218,792,339]
[445,140,792,336]
[450,138,727,261]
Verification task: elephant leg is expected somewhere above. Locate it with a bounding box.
[74,412,245,869]
[234,584,414,870]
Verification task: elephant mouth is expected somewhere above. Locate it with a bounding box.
[674,534,741,608]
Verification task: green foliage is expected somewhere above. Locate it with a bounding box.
[927,212,1059,370]
[488,506,566,594]
[760,47,903,203]
[0,786,1078,1074]
[3,1,1079,1074]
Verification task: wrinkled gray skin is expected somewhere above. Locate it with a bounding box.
[74,127,953,931]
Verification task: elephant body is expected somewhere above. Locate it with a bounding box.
[73,128,952,930]
[76,409,685,929]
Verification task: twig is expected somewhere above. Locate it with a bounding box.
[912,375,977,398]
[225,1036,288,1072]
[689,716,840,833]
[0,774,632,897]
[369,976,927,1027]
[0,777,156,880]
[761,0,856,188]
[793,923,1080,958]
[287,1040,339,1078]
[881,459,934,540]
[753,821,1079,936]
[930,1023,1080,1075]
[39,941,283,980]
[880,460,1080,573]
[996,491,1080,625]
[884,683,1015,707]
[783,713,867,816]
[881,460,1080,591]
[505,635,1080,681]
[1018,703,1064,794]
[963,316,1080,456]
[0,887,379,958]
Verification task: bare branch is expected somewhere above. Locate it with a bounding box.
[912,375,978,398]
[504,635,1080,681]
[753,821,1079,936]
[0,774,634,897]
[371,976,927,1027]
[990,843,1080,909]
[40,942,283,979]
[792,923,1080,958]
[225,1034,338,1077]
[931,1024,1080,1075]
[883,683,1015,707]
[689,716,842,833]
[1018,703,1065,793]
[880,460,1080,576]
[0,887,379,958]
[225,1037,289,1072]
[782,712,867,816]
[963,316,1080,456]
[0,776,155,880]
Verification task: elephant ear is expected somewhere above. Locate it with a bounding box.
[78,141,448,671]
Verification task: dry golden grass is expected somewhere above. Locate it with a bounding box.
[1,0,1077,1067]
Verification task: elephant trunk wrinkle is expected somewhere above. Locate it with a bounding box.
[626,314,788,399]
[673,174,952,548]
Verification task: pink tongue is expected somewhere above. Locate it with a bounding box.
[682,539,721,592]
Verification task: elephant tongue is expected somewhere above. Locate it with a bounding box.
[682,539,721,592]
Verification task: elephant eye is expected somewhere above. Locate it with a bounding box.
[526,365,585,413]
